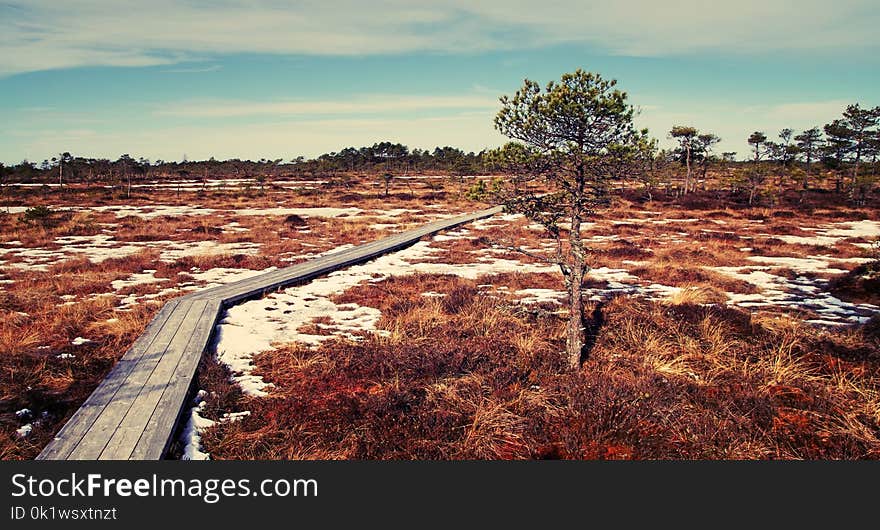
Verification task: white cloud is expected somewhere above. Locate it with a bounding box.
[1,0,877,76]
[162,64,223,74]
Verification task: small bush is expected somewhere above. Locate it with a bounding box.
[19,205,54,225]
[284,214,308,227]
[465,180,488,201]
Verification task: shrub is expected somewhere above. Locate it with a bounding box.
[19,205,54,225]
[465,180,488,201]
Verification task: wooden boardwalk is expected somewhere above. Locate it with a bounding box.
[37,206,502,460]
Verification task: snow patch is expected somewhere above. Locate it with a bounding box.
[180,390,250,460]
[111,270,167,291]
[180,391,214,461]
[233,207,361,218]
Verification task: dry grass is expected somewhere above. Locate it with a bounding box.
[630,264,759,294]
[199,274,879,460]
[665,285,729,305]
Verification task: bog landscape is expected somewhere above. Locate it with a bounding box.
[2,83,879,460]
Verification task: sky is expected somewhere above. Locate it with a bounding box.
[1,0,878,165]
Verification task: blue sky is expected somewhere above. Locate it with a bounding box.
[1,0,878,165]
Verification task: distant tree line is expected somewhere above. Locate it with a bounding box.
[0,142,487,188]
[1,104,876,206]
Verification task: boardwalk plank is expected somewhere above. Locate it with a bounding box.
[98,300,210,460]
[65,300,196,460]
[130,299,222,460]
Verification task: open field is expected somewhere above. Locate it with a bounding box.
[1,175,879,459]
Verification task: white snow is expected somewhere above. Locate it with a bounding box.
[15,408,31,418]
[615,218,700,225]
[515,288,565,305]
[433,229,471,242]
[712,264,877,325]
[369,208,420,218]
[180,390,214,461]
[158,240,261,262]
[183,266,277,288]
[233,207,362,218]
[179,390,251,460]
[0,234,262,271]
[111,270,167,291]
[71,337,92,346]
[16,424,32,437]
[470,218,505,230]
[765,220,880,248]
[745,255,871,274]
[89,205,216,219]
[822,220,880,238]
[773,235,842,247]
[498,213,525,222]
[220,222,250,233]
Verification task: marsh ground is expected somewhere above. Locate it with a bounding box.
[1,175,878,459]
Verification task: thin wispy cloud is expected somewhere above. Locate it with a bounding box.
[162,64,223,74]
[157,95,499,118]
[1,1,877,76]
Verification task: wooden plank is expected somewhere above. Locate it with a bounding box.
[36,299,182,460]
[65,300,196,460]
[97,300,210,460]
[130,299,222,460]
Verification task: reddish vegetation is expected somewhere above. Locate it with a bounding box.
[2,175,879,460]
[200,276,880,460]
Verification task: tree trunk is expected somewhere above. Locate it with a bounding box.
[802,152,810,190]
[565,266,586,370]
[851,145,862,202]
[566,167,588,370]
[700,159,708,191]
[684,145,692,194]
